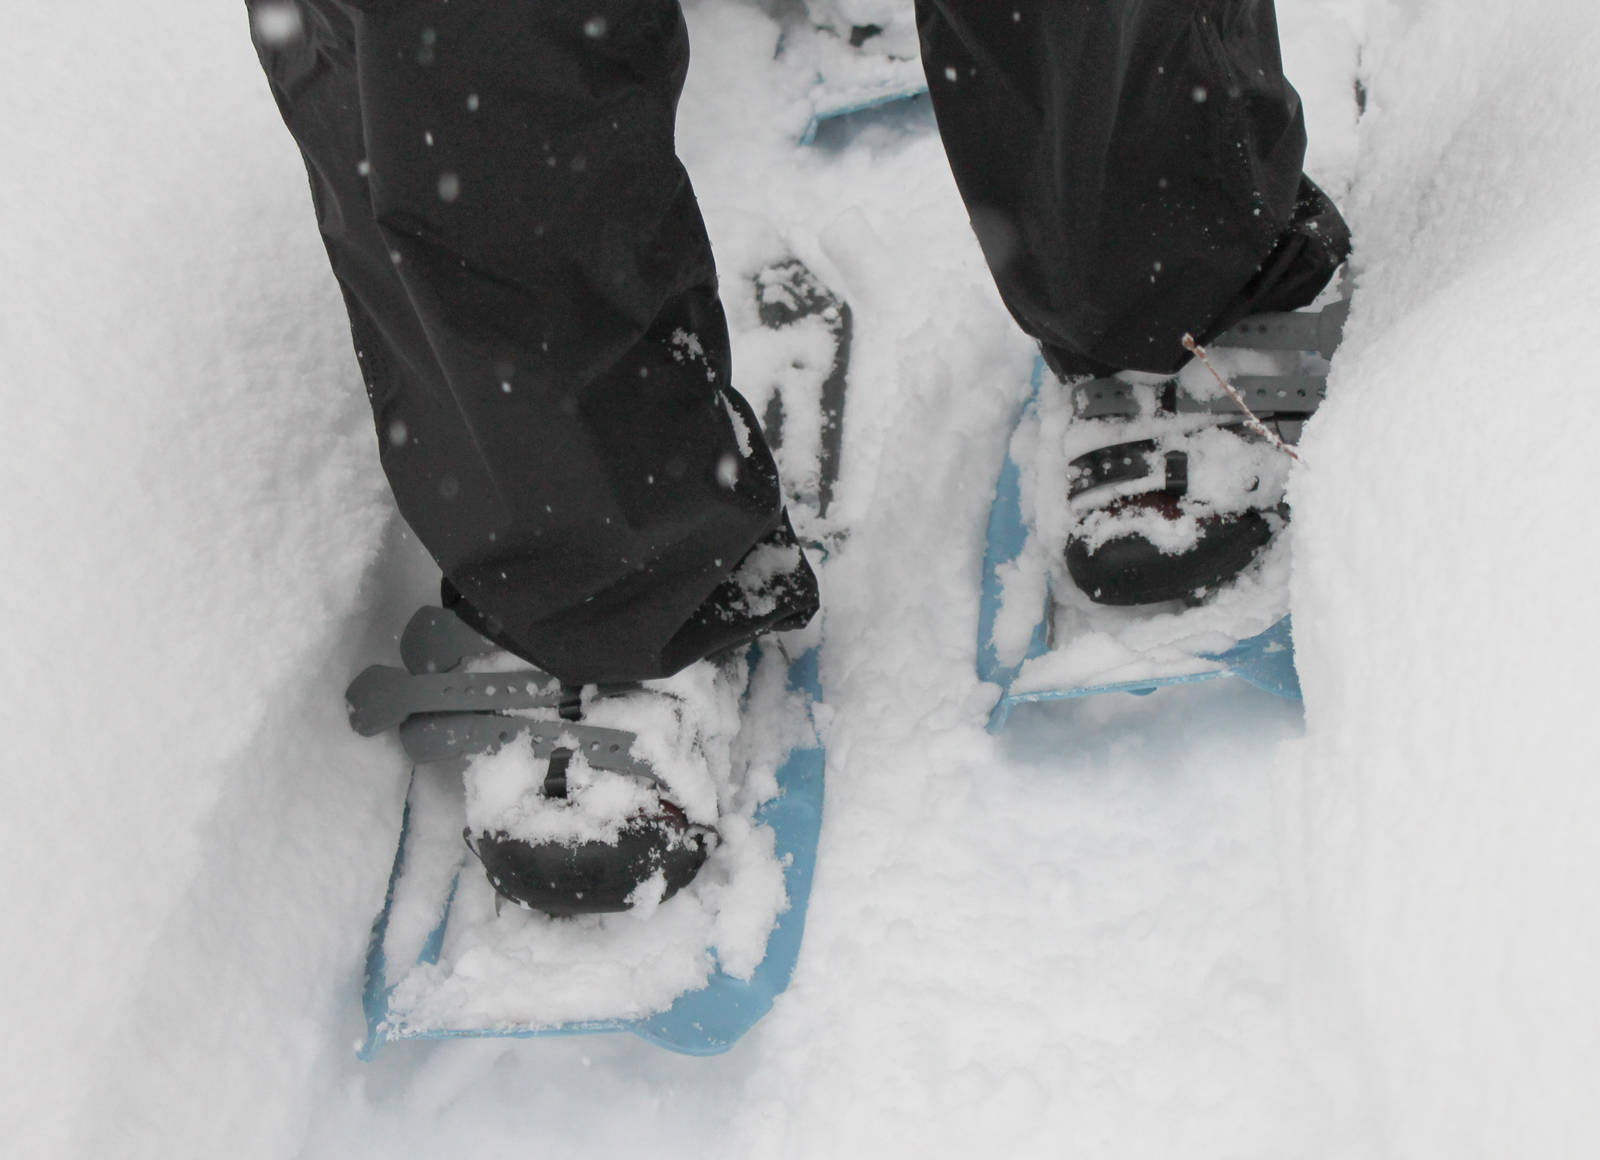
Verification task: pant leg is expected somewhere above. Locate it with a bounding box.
[246,0,817,685]
[916,0,1349,378]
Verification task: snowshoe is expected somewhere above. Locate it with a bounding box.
[977,294,1349,730]
[346,605,825,1057]
[343,249,852,1057]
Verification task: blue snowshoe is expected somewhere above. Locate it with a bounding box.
[345,257,851,1056]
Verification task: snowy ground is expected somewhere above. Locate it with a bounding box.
[5,1,1599,1157]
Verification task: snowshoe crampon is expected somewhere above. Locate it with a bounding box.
[345,606,825,1057]
[978,296,1349,730]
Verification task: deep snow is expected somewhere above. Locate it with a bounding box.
[4,1,1598,1158]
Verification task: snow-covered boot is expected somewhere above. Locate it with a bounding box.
[1062,294,1349,606]
[462,656,745,917]
[345,605,749,919]
[1063,423,1286,605]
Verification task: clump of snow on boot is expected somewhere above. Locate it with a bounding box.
[464,746,665,847]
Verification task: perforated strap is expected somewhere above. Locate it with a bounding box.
[1073,374,1327,420]
[1214,299,1348,360]
[397,713,661,788]
[1068,440,1193,500]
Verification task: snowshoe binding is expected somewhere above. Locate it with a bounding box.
[345,605,825,1056]
[456,673,731,921]
[978,291,1349,729]
[1061,296,1344,605]
[345,606,725,920]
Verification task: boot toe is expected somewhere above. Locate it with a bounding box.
[470,809,711,918]
[1065,510,1274,605]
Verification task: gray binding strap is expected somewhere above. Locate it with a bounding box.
[346,664,563,736]
[1073,374,1327,420]
[397,713,660,787]
[1068,440,1191,500]
[1069,439,1160,497]
[1070,297,1346,419]
[1228,374,1328,412]
[1213,299,1348,360]
[347,604,664,792]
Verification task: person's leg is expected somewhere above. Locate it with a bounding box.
[247,0,816,686]
[915,0,1349,379]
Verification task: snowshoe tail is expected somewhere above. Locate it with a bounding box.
[750,257,852,527]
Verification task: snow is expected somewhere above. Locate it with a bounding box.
[464,745,663,843]
[385,875,721,1033]
[2,4,395,1155]
[5,0,1599,1157]
[1288,2,1600,1153]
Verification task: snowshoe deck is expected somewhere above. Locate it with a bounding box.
[350,608,826,1057]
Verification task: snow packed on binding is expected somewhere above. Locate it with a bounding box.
[347,609,825,1057]
[345,255,851,1057]
[979,293,1350,732]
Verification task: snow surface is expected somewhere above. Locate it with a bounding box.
[5,0,1599,1157]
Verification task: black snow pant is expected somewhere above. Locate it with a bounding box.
[247,0,1345,685]
[917,0,1347,379]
